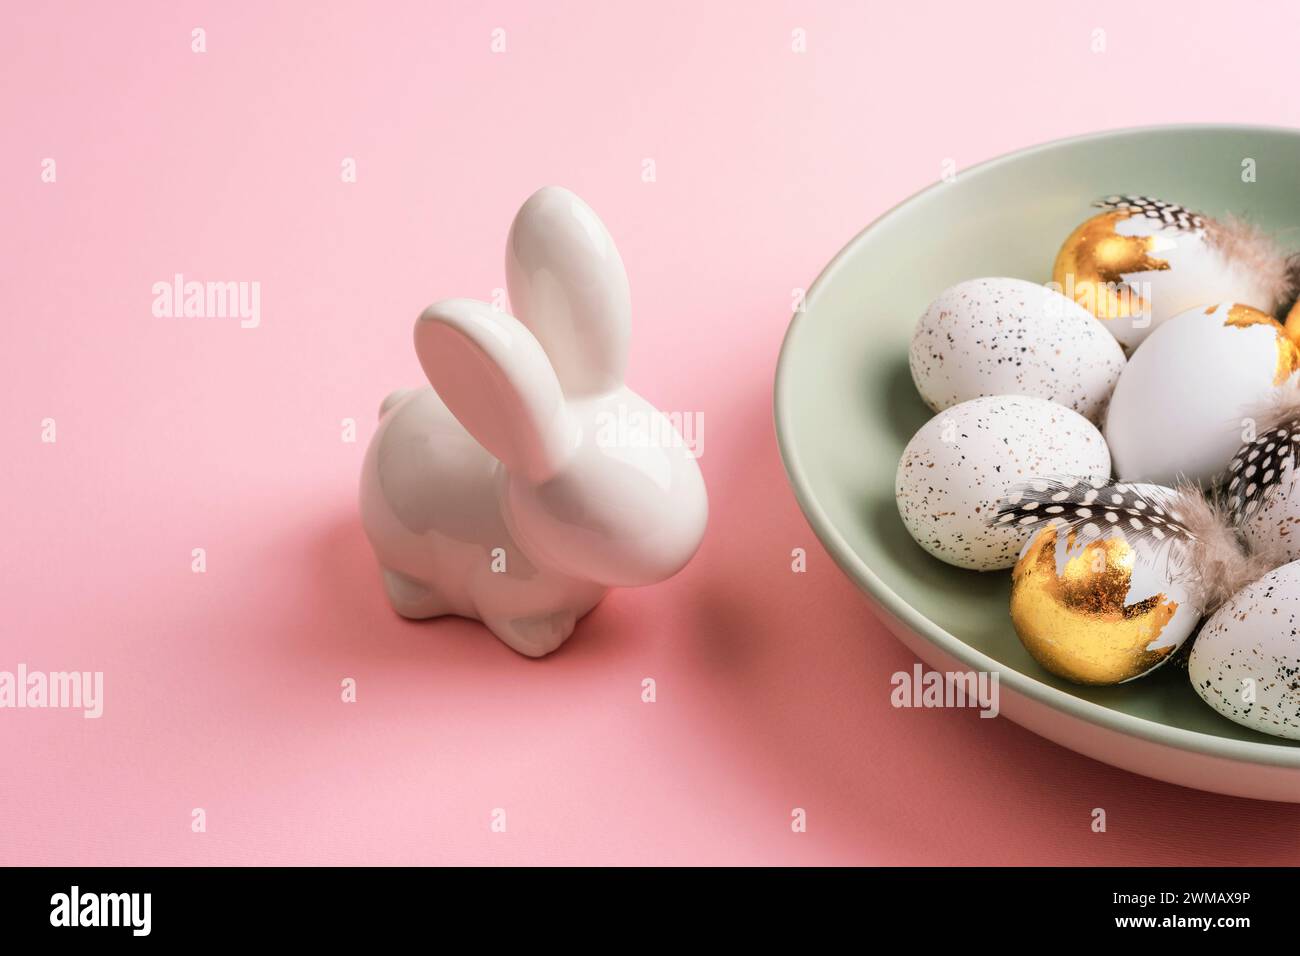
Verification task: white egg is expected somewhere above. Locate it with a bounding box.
[895,395,1111,570]
[1189,559,1300,740]
[909,277,1125,423]
[1226,417,1300,562]
[1104,302,1299,487]
[1053,196,1283,351]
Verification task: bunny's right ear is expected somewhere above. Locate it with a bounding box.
[505,186,631,397]
[414,299,577,483]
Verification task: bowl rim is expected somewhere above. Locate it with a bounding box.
[773,122,1300,770]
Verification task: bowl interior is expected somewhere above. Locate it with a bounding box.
[777,126,1300,753]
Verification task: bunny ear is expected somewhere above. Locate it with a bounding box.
[505,186,631,396]
[414,299,577,483]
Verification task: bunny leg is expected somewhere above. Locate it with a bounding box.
[484,609,578,658]
[381,569,448,620]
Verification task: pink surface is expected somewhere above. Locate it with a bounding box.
[4,1,1300,866]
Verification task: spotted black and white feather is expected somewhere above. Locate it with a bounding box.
[1095,195,1205,232]
[1225,420,1300,523]
[991,476,1190,547]
[992,476,1279,613]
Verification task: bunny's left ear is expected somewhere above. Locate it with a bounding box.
[414,299,576,483]
[505,187,631,397]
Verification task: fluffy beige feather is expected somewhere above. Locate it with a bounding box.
[1172,482,1288,612]
[1207,215,1296,314]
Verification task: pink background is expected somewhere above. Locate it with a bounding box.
[4,1,1300,866]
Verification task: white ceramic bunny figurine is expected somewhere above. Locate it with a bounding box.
[359,186,709,657]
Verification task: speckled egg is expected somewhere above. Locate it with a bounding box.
[895,395,1112,570]
[1226,416,1300,562]
[1053,195,1286,352]
[1189,559,1300,740]
[909,277,1125,423]
[1104,302,1300,487]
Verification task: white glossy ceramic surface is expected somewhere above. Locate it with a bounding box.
[360,187,708,657]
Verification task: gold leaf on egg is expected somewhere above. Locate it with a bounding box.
[1010,525,1179,685]
[1220,303,1300,385]
[1052,210,1171,321]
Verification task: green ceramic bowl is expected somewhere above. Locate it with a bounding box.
[775,125,1300,801]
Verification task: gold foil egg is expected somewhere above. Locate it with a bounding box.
[1052,196,1289,352]
[996,480,1204,686]
[1010,524,1197,684]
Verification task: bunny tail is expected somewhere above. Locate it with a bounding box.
[379,388,414,418]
